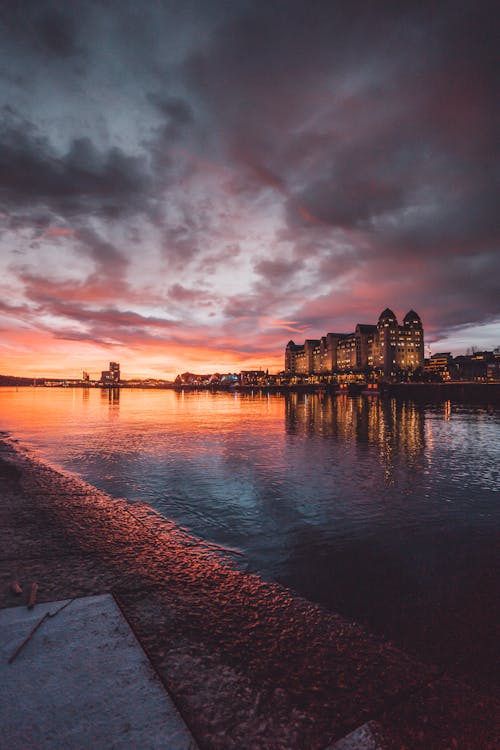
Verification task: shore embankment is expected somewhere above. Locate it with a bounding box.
[176,381,500,404]
[1,437,498,749]
[379,381,500,403]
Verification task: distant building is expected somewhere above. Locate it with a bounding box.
[174,372,238,387]
[424,353,453,380]
[101,362,120,385]
[285,308,424,377]
[175,372,206,385]
[240,370,267,385]
[453,351,499,381]
[109,362,120,382]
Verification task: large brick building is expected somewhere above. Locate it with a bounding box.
[285,308,424,376]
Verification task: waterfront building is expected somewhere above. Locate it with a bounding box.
[453,351,500,381]
[109,362,120,382]
[285,308,424,377]
[240,370,267,386]
[424,353,453,380]
[101,361,121,385]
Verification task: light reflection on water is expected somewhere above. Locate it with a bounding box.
[1,387,499,683]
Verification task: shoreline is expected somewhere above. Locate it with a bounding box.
[1,437,498,748]
[1,381,499,405]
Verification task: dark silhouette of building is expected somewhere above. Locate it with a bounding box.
[453,351,499,381]
[100,362,121,385]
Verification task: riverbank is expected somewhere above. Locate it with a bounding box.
[1,437,498,749]
[379,381,500,403]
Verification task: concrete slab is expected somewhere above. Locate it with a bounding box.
[0,594,198,750]
[326,721,385,749]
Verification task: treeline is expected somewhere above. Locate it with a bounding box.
[0,375,43,386]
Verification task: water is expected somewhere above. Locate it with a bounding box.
[1,387,499,687]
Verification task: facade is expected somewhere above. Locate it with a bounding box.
[285,308,424,376]
[453,351,500,381]
[424,353,453,380]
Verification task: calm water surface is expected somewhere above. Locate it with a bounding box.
[1,387,499,685]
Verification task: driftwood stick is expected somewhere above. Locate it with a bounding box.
[27,582,38,609]
[8,599,75,665]
[10,581,23,595]
[8,613,49,664]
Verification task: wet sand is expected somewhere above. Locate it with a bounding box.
[1,437,498,749]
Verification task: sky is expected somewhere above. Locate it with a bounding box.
[0,0,498,379]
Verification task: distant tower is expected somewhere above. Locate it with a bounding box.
[100,362,120,386]
[376,308,398,373]
[82,371,90,382]
[402,310,424,369]
[285,341,297,373]
[109,362,120,383]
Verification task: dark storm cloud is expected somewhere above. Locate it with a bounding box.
[0,2,83,59]
[148,95,195,139]
[36,8,82,58]
[0,110,152,220]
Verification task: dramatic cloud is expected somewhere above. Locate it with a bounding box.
[0,112,152,220]
[0,0,498,377]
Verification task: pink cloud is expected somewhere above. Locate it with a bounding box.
[45,227,76,237]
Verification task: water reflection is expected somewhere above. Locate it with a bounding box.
[443,399,451,420]
[101,386,120,415]
[285,393,425,484]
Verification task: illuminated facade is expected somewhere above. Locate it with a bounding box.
[285,309,424,376]
[424,352,453,379]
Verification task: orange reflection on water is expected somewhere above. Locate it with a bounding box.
[0,387,426,485]
[285,391,425,481]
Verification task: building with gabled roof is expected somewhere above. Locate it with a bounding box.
[285,309,424,376]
